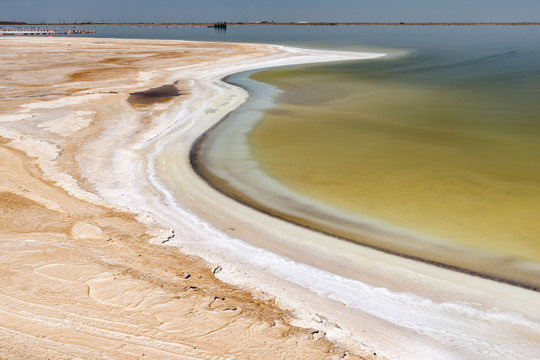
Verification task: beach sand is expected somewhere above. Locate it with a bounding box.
[0,37,538,360]
[0,37,375,360]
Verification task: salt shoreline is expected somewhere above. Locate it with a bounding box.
[1,37,539,360]
[109,44,540,359]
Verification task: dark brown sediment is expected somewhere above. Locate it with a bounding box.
[128,84,181,105]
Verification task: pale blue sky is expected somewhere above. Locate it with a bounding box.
[2,0,540,23]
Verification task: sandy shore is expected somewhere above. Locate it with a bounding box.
[0,36,539,360]
[0,37,378,360]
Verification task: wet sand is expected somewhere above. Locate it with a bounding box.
[0,36,539,360]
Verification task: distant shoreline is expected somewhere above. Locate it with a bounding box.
[3,21,540,27]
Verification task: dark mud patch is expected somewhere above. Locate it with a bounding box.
[128,84,181,106]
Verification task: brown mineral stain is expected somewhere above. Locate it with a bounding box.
[0,192,69,233]
[70,67,137,81]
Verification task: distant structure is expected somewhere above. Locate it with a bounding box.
[211,22,227,29]
[0,27,96,36]
[0,29,58,36]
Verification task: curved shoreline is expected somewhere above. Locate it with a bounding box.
[191,140,539,292]
[2,37,539,360]
[190,71,540,292]
[0,37,390,360]
[135,44,540,359]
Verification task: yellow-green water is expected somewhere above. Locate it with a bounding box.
[194,27,540,288]
[249,64,540,264]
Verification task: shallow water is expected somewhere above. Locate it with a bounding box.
[250,61,540,261]
[195,26,540,288]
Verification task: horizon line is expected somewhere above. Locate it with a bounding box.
[2,21,540,26]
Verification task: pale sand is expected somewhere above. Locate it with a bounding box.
[0,37,374,360]
[0,37,538,360]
